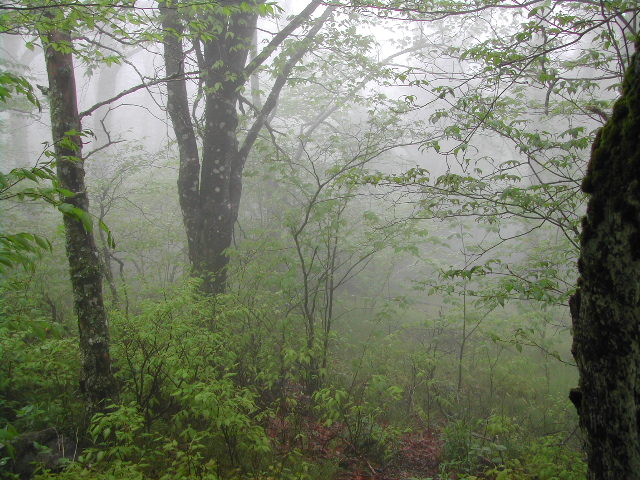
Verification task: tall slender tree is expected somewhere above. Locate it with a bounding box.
[42,27,117,413]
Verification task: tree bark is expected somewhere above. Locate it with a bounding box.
[43,30,117,413]
[570,46,640,478]
[161,1,327,295]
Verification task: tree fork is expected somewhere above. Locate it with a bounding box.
[160,1,328,295]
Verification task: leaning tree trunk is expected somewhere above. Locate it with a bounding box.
[570,46,640,478]
[43,30,117,414]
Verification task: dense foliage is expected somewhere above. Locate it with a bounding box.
[1,0,637,479]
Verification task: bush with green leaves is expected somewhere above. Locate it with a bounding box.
[440,415,523,476]
[519,435,586,480]
[0,279,81,435]
[313,378,405,463]
[485,435,586,480]
[0,279,81,479]
[29,283,365,480]
[28,286,289,479]
[494,434,585,480]
[439,417,586,480]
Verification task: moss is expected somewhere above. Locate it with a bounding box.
[631,230,640,261]
[611,100,629,121]
[572,45,640,477]
[44,30,117,414]
[580,129,601,194]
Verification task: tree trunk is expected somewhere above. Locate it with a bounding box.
[160,3,254,294]
[570,46,640,478]
[160,0,202,272]
[43,30,117,413]
[160,1,327,295]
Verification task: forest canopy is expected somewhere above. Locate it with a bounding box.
[0,1,638,479]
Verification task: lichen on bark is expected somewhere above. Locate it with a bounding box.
[571,45,640,478]
[43,29,117,415]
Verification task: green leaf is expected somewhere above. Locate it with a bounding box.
[58,203,94,232]
[99,220,116,248]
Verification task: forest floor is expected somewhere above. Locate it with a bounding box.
[268,418,442,480]
[335,430,442,480]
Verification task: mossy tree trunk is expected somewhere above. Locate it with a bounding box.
[43,30,117,414]
[570,46,640,478]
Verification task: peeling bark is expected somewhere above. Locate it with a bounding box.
[43,30,117,413]
[571,46,640,478]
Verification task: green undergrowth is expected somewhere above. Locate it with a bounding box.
[1,279,583,480]
[1,284,350,479]
[438,417,586,480]
[0,280,82,464]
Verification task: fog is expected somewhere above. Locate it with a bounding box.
[1,2,635,478]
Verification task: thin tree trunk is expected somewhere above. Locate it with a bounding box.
[457,285,467,396]
[159,0,202,271]
[250,28,262,109]
[98,205,120,305]
[570,46,640,478]
[43,29,117,413]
